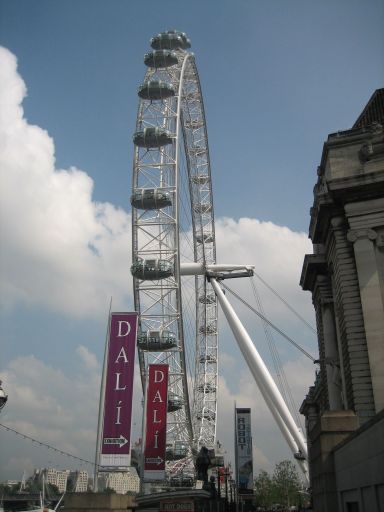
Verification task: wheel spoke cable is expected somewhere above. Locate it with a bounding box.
[220,281,316,362]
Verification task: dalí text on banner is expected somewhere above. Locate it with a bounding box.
[144,364,169,481]
[100,312,138,468]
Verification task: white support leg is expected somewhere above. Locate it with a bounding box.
[210,278,309,483]
[180,262,255,276]
[257,377,309,483]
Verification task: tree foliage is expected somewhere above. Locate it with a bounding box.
[0,483,20,496]
[253,470,275,507]
[254,460,302,508]
[25,481,41,493]
[272,460,301,507]
[103,486,116,494]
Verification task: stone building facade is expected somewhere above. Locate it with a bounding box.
[300,89,384,511]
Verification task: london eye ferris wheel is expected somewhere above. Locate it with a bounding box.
[130,30,218,475]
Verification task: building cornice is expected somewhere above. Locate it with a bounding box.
[300,254,327,292]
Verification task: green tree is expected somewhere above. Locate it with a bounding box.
[254,469,275,507]
[0,483,18,496]
[103,487,116,494]
[46,483,60,497]
[25,481,41,494]
[272,460,301,508]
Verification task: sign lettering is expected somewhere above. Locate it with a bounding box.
[143,364,169,481]
[100,312,138,468]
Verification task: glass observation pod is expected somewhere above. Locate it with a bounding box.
[150,31,191,50]
[170,476,194,488]
[211,454,225,467]
[167,393,184,412]
[189,145,206,156]
[131,188,172,210]
[184,92,201,102]
[138,80,175,101]
[144,50,178,68]
[199,293,216,304]
[199,354,217,364]
[197,383,216,394]
[196,411,215,421]
[133,127,173,148]
[196,233,213,244]
[199,324,217,335]
[191,174,210,185]
[131,259,173,280]
[165,29,191,48]
[137,329,177,351]
[185,120,204,129]
[166,441,188,461]
[193,203,212,214]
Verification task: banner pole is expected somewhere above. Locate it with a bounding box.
[140,370,148,494]
[94,298,112,492]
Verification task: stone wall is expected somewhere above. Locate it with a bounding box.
[334,410,384,511]
[300,90,384,511]
[62,493,137,512]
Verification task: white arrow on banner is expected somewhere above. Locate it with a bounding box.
[103,435,128,448]
[145,456,164,465]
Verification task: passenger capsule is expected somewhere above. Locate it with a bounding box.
[199,324,217,335]
[144,50,178,68]
[196,233,213,244]
[151,32,190,50]
[168,393,184,412]
[294,451,306,461]
[184,92,200,101]
[131,188,172,210]
[138,81,175,101]
[199,293,216,304]
[191,174,210,185]
[189,145,205,156]
[137,329,177,351]
[131,258,173,280]
[185,120,204,129]
[197,383,216,394]
[164,30,191,48]
[199,354,217,363]
[197,411,215,421]
[193,203,212,214]
[170,475,193,488]
[133,127,173,148]
[166,441,188,461]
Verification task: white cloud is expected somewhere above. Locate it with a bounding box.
[0,352,144,480]
[76,345,99,370]
[0,46,318,481]
[0,354,99,477]
[0,47,133,319]
[0,45,315,334]
[216,353,314,474]
[215,217,313,322]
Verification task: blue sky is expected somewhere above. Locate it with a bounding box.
[0,0,383,481]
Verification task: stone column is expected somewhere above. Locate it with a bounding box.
[321,300,343,410]
[316,274,343,410]
[347,228,384,412]
[330,216,375,419]
[310,410,360,512]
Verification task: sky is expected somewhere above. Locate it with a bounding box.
[0,0,383,483]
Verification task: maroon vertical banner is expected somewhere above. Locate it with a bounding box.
[143,364,169,481]
[100,312,138,468]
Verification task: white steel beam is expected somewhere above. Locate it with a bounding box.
[180,262,254,276]
[210,277,309,484]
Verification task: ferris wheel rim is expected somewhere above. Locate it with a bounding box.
[131,36,218,471]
